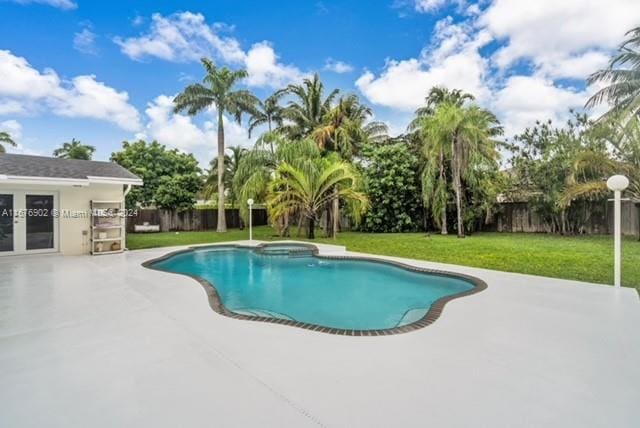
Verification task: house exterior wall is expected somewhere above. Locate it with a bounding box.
[0,183,124,255]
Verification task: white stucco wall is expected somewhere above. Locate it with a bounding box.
[0,183,124,255]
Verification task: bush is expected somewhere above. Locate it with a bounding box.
[360,143,423,232]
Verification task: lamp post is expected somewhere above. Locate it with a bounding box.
[247,198,254,242]
[607,175,629,288]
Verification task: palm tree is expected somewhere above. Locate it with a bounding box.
[266,155,369,239]
[312,94,388,158]
[426,102,502,237]
[203,146,247,208]
[234,133,320,235]
[586,27,640,124]
[278,73,339,139]
[174,58,259,232]
[248,92,285,138]
[0,131,16,154]
[53,138,96,160]
[408,87,476,235]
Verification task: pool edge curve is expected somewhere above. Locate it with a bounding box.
[141,242,488,336]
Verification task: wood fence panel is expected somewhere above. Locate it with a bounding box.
[127,208,268,232]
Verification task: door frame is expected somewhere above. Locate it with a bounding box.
[0,190,59,256]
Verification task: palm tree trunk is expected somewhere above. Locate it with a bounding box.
[332,187,339,239]
[439,149,448,235]
[216,109,227,232]
[308,217,315,239]
[452,137,465,238]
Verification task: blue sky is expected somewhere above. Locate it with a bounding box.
[1,0,638,164]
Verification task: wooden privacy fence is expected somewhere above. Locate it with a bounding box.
[126,208,268,232]
[488,200,639,236]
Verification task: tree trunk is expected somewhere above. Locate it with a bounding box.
[439,149,448,235]
[452,137,465,238]
[216,109,227,232]
[308,217,315,239]
[283,212,290,237]
[332,187,339,239]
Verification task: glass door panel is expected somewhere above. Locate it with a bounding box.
[26,195,54,250]
[0,194,13,252]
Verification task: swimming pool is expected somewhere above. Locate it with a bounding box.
[145,244,486,335]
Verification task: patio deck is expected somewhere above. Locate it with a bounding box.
[0,241,638,427]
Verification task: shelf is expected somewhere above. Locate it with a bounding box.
[91,249,124,255]
[92,237,124,242]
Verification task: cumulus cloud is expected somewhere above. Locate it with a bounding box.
[492,76,589,136]
[480,0,640,78]
[0,50,141,131]
[140,94,254,165]
[244,42,307,88]
[114,12,306,88]
[8,0,76,9]
[73,26,98,55]
[358,2,637,138]
[324,58,354,74]
[356,18,491,111]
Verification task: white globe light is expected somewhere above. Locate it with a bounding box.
[247,198,254,206]
[607,175,629,192]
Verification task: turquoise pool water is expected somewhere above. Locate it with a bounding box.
[152,246,475,330]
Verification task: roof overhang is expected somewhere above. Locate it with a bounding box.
[0,174,143,187]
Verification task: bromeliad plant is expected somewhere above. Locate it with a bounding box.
[266,155,369,239]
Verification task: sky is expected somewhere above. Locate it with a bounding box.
[0,0,639,166]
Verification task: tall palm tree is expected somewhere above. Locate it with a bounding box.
[53,138,96,160]
[586,26,640,124]
[427,102,502,237]
[248,92,285,138]
[408,87,475,235]
[0,131,16,154]
[203,146,247,208]
[266,155,369,239]
[278,73,339,139]
[174,58,259,232]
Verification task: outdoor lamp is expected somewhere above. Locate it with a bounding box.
[247,198,254,241]
[607,175,629,288]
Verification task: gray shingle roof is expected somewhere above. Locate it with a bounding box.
[0,154,140,181]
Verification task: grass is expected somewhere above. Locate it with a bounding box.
[127,226,640,291]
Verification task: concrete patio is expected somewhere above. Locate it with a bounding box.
[0,242,638,427]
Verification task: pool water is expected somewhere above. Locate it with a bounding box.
[152,247,475,331]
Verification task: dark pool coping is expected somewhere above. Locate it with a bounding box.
[141,242,488,336]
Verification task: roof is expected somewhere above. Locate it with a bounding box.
[0,154,142,186]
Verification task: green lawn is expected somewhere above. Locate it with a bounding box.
[127,226,640,291]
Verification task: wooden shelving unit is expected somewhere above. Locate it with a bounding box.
[90,200,125,255]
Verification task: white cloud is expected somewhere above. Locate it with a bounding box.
[0,99,27,115]
[324,58,354,74]
[0,50,141,131]
[356,19,491,111]
[0,119,42,155]
[141,94,254,165]
[114,12,306,88]
[73,27,98,55]
[52,75,141,131]
[9,0,76,9]
[492,75,589,136]
[415,0,448,13]
[481,0,640,78]
[244,42,307,88]
[114,12,245,63]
